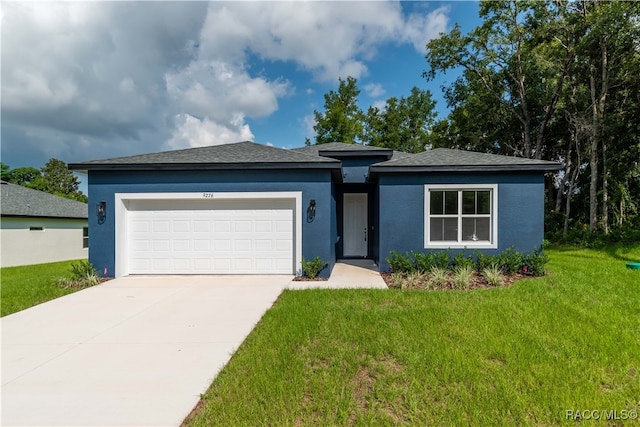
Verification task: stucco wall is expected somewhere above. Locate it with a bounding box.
[1,217,88,267]
[87,169,336,278]
[377,172,546,272]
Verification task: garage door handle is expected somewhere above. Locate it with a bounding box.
[364,227,367,242]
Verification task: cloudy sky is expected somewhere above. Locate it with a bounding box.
[1,1,480,179]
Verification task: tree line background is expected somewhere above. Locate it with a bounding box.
[309,0,639,242]
[1,159,87,203]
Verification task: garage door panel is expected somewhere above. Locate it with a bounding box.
[127,199,294,274]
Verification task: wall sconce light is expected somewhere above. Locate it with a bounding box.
[307,199,316,223]
[96,201,106,223]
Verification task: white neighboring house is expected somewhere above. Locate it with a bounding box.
[0,180,88,267]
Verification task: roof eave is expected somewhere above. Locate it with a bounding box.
[369,164,563,173]
[69,162,341,171]
[1,213,88,220]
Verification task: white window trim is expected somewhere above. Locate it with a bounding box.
[114,192,302,277]
[424,184,498,249]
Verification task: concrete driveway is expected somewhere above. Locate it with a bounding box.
[1,275,291,427]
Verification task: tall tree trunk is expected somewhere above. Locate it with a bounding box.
[588,63,599,233]
[602,138,609,233]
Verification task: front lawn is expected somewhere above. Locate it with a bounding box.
[1,260,84,317]
[184,245,640,426]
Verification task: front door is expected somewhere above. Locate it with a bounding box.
[343,193,368,257]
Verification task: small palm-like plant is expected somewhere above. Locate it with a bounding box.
[427,267,449,289]
[453,265,474,289]
[482,264,505,287]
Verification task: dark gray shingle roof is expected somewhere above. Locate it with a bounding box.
[0,181,88,219]
[370,148,562,172]
[70,141,339,171]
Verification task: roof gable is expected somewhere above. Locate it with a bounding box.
[370,148,562,172]
[69,141,339,171]
[0,181,88,219]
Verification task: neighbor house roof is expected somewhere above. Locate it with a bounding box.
[0,181,88,219]
[69,141,340,171]
[369,148,563,173]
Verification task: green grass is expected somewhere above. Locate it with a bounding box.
[1,259,84,317]
[184,245,640,426]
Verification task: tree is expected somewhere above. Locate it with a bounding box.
[9,167,44,188]
[312,76,365,144]
[424,1,572,159]
[424,0,640,235]
[364,87,437,153]
[40,158,87,202]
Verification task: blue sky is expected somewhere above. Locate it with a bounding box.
[1,1,481,191]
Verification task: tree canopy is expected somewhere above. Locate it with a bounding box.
[1,159,87,203]
[309,0,639,236]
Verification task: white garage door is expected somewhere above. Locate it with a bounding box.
[126,198,294,274]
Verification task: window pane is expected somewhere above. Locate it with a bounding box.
[477,191,491,214]
[476,217,490,240]
[430,218,458,241]
[444,191,458,215]
[462,218,491,241]
[430,218,444,241]
[430,191,444,215]
[462,191,475,214]
[443,217,458,240]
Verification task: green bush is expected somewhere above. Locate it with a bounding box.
[388,247,549,277]
[523,246,549,276]
[58,260,100,289]
[453,251,476,270]
[301,256,328,279]
[496,247,523,275]
[386,251,412,273]
[70,260,98,280]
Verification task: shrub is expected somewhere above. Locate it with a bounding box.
[427,267,449,289]
[475,251,498,271]
[412,251,434,273]
[453,265,474,289]
[496,247,523,275]
[453,252,476,270]
[386,251,412,273]
[482,265,505,287]
[432,250,451,270]
[523,246,549,276]
[301,256,328,279]
[389,273,406,289]
[57,260,100,289]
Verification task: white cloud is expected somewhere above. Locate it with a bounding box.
[167,113,254,150]
[1,1,450,167]
[401,7,450,52]
[364,83,386,99]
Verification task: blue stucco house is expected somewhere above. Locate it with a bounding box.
[69,141,561,278]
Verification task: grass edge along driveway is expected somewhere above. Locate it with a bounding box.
[184,245,640,426]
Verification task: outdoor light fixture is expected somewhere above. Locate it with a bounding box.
[307,199,316,222]
[96,201,106,223]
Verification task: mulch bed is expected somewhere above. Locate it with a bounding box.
[381,271,532,290]
[292,276,329,282]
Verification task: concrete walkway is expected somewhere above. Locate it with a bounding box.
[287,259,388,289]
[1,276,290,427]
